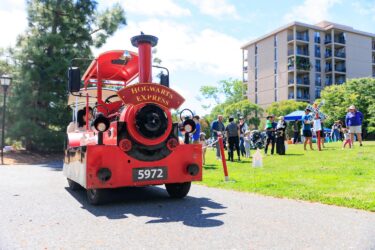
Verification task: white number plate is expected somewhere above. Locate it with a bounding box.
[132,167,168,182]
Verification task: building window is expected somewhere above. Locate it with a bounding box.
[274,89,278,102]
[315,59,321,72]
[315,73,321,86]
[255,93,258,104]
[274,35,278,47]
[255,44,258,55]
[315,45,321,58]
[274,75,277,88]
[255,80,258,92]
[314,32,320,43]
[255,55,257,68]
[274,47,277,61]
[315,88,321,98]
[274,62,277,74]
[255,68,257,80]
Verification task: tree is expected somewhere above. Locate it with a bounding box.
[223,100,263,128]
[199,78,246,108]
[344,78,375,134]
[266,100,308,117]
[7,0,127,151]
[320,85,348,126]
[320,78,375,136]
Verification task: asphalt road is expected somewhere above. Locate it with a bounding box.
[0,163,374,250]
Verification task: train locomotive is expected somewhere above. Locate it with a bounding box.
[63,33,202,205]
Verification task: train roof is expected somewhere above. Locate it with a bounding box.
[82,50,139,87]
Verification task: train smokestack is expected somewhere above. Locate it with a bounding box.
[131,32,158,83]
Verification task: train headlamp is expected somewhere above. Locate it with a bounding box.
[182,119,196,133]
[93,113,110,132]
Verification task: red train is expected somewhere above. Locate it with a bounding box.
[64,33,202,205]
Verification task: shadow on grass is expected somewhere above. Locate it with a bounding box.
[65,186,226,228]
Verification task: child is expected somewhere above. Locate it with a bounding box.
[265,116,273,130]
[342,128,352,149]
[199,132,207,164]
[244,130,251,158]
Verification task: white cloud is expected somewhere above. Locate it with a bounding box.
[188,0,239,19]
[96,19,243,77]
[352,2,375,20]
[283,0,341,24]
[120,0,191,17]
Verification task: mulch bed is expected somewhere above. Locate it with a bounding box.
[2,150,63,165]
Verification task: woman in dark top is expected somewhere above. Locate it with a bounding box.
[276,116,287,155]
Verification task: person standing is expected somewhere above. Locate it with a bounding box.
[293,121,299,144]
[342,128,352,149]
[331,121,340,142]
[199,132,207,164]
[211,115,225,159]
[225,117,241,162]
[302,108,314,151]
[276,116,287,155]
[192,115,201,144]
[264,115,277,155]
[345,105,364,147]
[238,117,248,157]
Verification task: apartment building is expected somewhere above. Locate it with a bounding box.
[241,21,375,108]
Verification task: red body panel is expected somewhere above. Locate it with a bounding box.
[85,144,202,189]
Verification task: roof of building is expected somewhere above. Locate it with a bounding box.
[241,20,375,49]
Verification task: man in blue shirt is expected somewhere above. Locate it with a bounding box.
[192,115,201,144]
[301,108,314,150]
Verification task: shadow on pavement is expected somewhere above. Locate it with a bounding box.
[65,186,226,228]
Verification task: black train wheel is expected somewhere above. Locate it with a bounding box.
[165,182,191,198]
[86,188,107,205]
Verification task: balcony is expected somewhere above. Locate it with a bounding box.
[287,34,294,42]
[296,48,309,56]
[297,95,310,100]
[315,79,322,86]
[296,33,309,42]
[288,93,295,99]
[325,78,333,86]
[288,49,294,56]
[336,78,346,84]
[335,50,346,58]
[372,43,375,50]
[297,77,310,85]
[314,37,321,44]
[325,66,333,72]
[335,66,346,73]
[334,36,346,44]
[372,57,375,64]
[325,50,332,58]
[288,79,294,85]
[288,56,311,71]
[325,36,332,44]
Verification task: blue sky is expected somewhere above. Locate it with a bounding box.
[1,0,375,115]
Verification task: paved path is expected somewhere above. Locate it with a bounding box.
[0,164,374,250]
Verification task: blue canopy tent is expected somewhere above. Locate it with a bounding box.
[284,110,305,121]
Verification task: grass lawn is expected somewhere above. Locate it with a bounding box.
[200,141,375,212]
